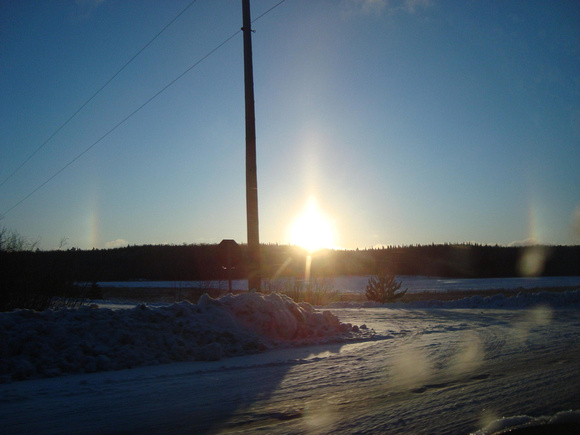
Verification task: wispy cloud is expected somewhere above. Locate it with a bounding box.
[401,0,432,14]
[105,238,129,249]
[341,0,432,17]
[73,0,107,21]
[75,0,106,6]
[358,0,388,15]
[507,237,539,247]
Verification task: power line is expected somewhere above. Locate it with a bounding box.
[1,0,287,218]
[1,31,240,218]
[0,0,199,189]
[254,0,286,22]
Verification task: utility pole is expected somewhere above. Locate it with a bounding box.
[242,0,261,291]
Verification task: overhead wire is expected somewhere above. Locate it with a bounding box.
[1,31,240,218]
[0,0,199,189]
[1,0,287,218]
[253,0,286,22]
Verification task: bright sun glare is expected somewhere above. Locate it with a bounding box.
[289,198,334,252]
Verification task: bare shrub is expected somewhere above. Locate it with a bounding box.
[0,225,86,311]
[263,277,339,306]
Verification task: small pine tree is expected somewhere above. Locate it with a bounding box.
[365,268,407,304]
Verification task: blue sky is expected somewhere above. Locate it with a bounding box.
[1,0,579,250]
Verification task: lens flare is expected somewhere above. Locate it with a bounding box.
[518,246,548,276]
[574,206,580,240]
[446,332,484,376]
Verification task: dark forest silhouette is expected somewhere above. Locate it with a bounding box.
[4,243,579,283]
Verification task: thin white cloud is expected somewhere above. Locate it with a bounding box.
[362,0,388,15]
[75,0,106,6]
[508,238,540,247]
[341,0,432,17]
[401,0,432,14]
[105,239,129,249]
[73,0,107,21]
[341,0,386,17]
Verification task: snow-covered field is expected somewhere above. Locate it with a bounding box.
[2,290,580,434]
[98,275,580,293]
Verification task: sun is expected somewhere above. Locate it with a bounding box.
[289,198,334,252]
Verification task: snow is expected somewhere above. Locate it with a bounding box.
[0,292,371,383]
[1,288,580,434]
[99,275,580,293]
[472,410,580,434]
[331,275,580,294]
[330,288,580,309]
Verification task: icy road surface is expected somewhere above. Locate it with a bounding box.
[2,307,580,434]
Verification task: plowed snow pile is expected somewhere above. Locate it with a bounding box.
[0,292,372,382]
[472,410,580,434]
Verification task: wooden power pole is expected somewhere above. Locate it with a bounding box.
[242,0,261,291]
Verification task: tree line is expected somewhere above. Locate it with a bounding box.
[4,242,579,283]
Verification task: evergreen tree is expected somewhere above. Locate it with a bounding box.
[365,267,407,303]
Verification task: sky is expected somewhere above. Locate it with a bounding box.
[1,0,579,251]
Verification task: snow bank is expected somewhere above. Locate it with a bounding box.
[329,289,580,309]
[0,292,372,383]
[471,409,580,434]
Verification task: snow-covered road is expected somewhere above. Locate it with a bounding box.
[2,306,579,434]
